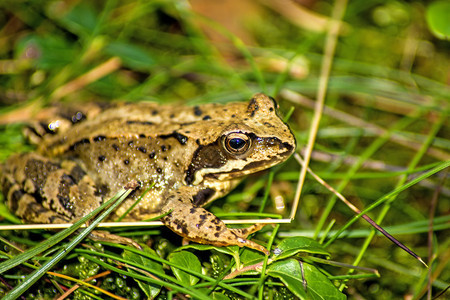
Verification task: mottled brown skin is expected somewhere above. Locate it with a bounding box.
[0,94,296,254]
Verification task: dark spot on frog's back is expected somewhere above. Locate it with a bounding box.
[194,106,202,116]
[137,146,147,153]
[160,131,189,145]
[93,135,106,142]
[98,155,106,162]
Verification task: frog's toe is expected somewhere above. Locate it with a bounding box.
[233,236,270,255]
[229,223,267,239]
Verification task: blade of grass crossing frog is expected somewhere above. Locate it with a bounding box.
[3,184,137,300]
[0,183,136,279]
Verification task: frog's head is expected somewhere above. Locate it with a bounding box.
[185,93,296,185]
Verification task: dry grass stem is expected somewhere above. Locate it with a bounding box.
[50,57,122,101]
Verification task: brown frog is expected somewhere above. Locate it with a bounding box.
[0,93,295,254]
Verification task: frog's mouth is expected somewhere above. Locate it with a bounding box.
[210,152,293,181]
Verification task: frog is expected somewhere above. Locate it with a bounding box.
[0,93,296,254]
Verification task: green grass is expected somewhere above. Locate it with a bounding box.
[0,0,449,299]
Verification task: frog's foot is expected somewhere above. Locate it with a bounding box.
[89,230,142,249]
[229,223,267,239]
[161,202,269,255]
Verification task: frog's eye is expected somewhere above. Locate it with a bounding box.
[223,132,251,155]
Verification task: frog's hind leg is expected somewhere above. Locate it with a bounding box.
[161,190,270,255]
[0,152,100,224]
[4,186,69,223]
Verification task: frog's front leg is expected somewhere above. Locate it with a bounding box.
[160,189,270,255]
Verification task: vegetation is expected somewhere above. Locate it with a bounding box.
[0,0,449,299]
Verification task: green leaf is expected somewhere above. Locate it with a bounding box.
[267,259,346,300]
[123,246,164,299]
[240,247,265,265]
[61,3,98,37]
[267,259,308,299]
[302,263,347,300]
[169,251,202,286]
[106,42,155,70]
[273,237,330,261]
[426,1,450,39]
[178,244,242,267]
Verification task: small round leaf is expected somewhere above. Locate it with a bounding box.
[426,1,450,39]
